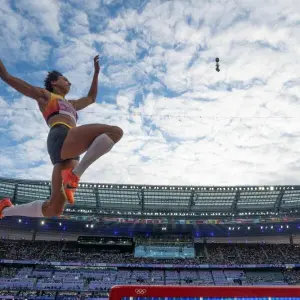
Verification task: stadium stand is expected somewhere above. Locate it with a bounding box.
[1,240,300,265]
[0,240,300,297]
[1,238,300,299]
[2,178,300,299]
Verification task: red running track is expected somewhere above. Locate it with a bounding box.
[110,285,300,300]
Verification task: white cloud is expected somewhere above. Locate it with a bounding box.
[14,0,61,38]
[27,40,52,63]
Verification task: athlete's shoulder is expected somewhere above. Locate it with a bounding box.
[35,88,51,105]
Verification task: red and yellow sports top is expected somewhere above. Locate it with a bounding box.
[42,93,78,127]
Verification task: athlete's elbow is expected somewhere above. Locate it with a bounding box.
[86,95,96,104]
[1,72,11,83]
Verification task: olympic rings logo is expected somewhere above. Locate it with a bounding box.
[135,289,147,295]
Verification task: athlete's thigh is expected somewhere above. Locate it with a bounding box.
[61,123,112,160]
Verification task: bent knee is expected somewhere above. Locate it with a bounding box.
[110,126,123,142]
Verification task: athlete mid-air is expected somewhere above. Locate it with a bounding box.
[0,55,123,218]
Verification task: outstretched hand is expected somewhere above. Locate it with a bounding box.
[94,55,100,74]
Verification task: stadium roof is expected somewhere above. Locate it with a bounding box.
[1,177,300,220]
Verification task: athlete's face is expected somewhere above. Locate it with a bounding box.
[52,76,71,94]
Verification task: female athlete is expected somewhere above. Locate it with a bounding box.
[0,55,123,218]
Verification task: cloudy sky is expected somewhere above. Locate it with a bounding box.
[1,0,300,186]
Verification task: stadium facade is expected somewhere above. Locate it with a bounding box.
[1,177,300,241]
[1,176,300,218]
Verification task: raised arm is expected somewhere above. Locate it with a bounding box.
[0,59,48,102]
[70,55,100,111]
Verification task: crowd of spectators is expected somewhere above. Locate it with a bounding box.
[0,266,299,289]
[0,240,300,265]
[0,289,101,300]
[0,266,17,278]
[283,269,300,284]
[0,239,300,299]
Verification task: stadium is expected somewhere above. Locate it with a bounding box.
[1,177,300,299]
[2,0,300,299]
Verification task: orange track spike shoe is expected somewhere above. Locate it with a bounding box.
[61,169,80,205]
[0,197,13,219]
